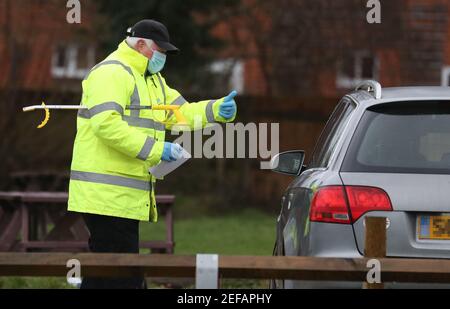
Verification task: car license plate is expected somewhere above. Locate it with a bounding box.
[417,215,450,240]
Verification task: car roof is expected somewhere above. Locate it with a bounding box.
[380,86,450,99]
[348,86,450,107]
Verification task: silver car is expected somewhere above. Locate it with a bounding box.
[271,81,450,288]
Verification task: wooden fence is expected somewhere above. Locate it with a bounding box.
[0,217,449,288]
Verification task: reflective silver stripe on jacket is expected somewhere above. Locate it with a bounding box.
[171,95,188,106]
[77,102,124,119]
[84,59,141,117]
[130,85,141,117]
[83,60,134,80]
[78,108,90,119]
[136,136,156,161]
[167,95,188,119]
[78,104,166,131]
[206,100,216,123]
[156,74,166,105]
[70,170,150,191]
[122,115,165,131]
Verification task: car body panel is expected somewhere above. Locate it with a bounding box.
[273,85,450,288]
[340,172,450,213]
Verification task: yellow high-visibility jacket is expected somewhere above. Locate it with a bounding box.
[68,40,235,222]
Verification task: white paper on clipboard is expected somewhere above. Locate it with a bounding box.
[149,147,191,179]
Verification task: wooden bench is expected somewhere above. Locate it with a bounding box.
[0,191,175,254]
[9,171,70,191]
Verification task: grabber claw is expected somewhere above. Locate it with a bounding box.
[37,102,50,129]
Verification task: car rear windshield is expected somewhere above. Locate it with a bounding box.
[341,101,450,174]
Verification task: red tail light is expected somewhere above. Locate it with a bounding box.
[345,186,393,222]
[310,186,350,224]
[310,186,392,224]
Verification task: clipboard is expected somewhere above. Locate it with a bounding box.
[149,147,191,179]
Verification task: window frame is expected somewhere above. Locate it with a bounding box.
[336,51,379,89]
[341,100,450,175]
[441,66,450,86]
[51,44,95,79]
[308,97,356,169]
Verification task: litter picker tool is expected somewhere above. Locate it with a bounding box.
[23,101,188,128]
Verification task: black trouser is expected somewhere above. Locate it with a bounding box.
[80,213,146,289]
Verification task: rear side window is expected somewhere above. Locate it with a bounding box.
[341,101,450,174]
[309,97,356,168]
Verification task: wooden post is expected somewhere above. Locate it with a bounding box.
[20,203,29,252]
[363,217,386,289]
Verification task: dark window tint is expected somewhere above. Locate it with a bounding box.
[342,101,450,174]
[55,45,67,67]
[309,98,356,168]
[77,46,88,69]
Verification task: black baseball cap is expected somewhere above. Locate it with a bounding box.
[127,19,179,54]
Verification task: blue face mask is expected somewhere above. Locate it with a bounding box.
[147,49,166,74]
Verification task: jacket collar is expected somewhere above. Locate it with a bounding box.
[116,40,148,76]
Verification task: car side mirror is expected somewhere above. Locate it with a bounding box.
[270,150,305,176]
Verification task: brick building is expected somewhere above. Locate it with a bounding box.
[208,0,450,205]
[0,0,98,93]
[213,0,450,97]
[3,0,449,98]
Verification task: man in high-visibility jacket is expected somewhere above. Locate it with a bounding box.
[68,19,237,289]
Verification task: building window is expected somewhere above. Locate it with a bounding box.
[336,51,379,89]
[441,66,450,86]
[76,46,90,69]
[51,44,95,79]
[210,59,244,93]
[55,46,67,68]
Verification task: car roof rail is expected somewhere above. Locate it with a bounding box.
[355,80,382,99]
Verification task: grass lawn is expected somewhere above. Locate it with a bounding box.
[140,208,276,255]
[0,207,276,289]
